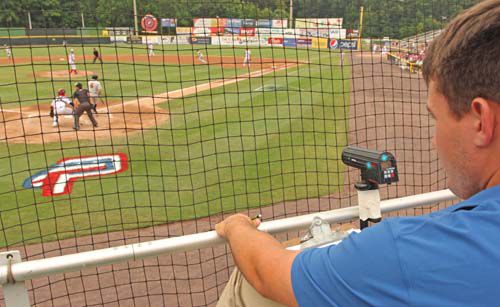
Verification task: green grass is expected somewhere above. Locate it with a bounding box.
[0,44,350,247]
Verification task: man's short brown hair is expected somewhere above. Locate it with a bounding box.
[422,0,500,118]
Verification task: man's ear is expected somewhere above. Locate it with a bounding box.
[470,98,496,147]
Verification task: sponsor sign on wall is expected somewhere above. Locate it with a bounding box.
[283,38,297,47]
[176,27,192,35]
[225,27,241,35]
[268,37,284,45]
[142,35,161,44]
[240,28,256,36]
[329,28,347,39]
[161,18,176,28]
[257,19,272,28]
[271,19,288,28]
[329,39,358,50]
[189,37,212,44]
[193,18,217,27]
[242,19,256,27]
[161,36,190,45]
[256,28,271,34]
[23,154,128,197]
[304,28,330,38]
[192,27,211,37]
[217,18,228,27]
[210,27,225,36]
[227,18,242,28]
[296,38,312,47]
[110,36,128,42]
[312,37,328,49]
[295,18,343,28]
[141,14,158,32]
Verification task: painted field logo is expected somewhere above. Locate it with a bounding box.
[23,153,128,196]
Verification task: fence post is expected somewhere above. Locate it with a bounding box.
[0,251,30,307]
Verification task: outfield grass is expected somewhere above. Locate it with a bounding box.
[0,44,350,247]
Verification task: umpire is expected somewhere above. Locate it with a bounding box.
[72,82,98,131]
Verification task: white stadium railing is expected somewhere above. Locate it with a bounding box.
[0,189,457,307]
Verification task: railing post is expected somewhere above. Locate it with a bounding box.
[0,251,30,307]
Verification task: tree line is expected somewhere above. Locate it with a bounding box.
[0,0,480,38]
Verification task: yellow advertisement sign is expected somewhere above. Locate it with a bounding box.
[312,38,328,49]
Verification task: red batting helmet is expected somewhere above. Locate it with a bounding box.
[58,89,66,96]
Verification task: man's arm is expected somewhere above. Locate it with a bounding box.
[216,214,299,306]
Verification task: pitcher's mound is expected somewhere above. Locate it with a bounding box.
[35,70,96,79]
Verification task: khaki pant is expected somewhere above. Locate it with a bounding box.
[217,269,285,307]
[73,102,97,129]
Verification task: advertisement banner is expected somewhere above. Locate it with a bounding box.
[329,39,358,50]
[271,19,288,28]
[161,18,176,28]
[283,38,297,47]
[227,18,242,28]
[176,27,192,35]
[225,27,241,35]
[296,38,312,47]
[329,28,347,39]
[141,14,158,32]
[189,37,212,45]
[110,36,128,42]
[295,18,343,28]
[217,18,228,27]
[142,36,161,44]
[305,28,330,38]
[257,19,272,28]
[161,36,190,45]
[346,29,359,38]
[234,36,261,46]
[256,28,271,34]
[268,37,284,45]
[312,37,328,49]
[240,28,256,36]
[212,36,234,46]
[192,27,211,37]
[242,19,256,27]
[193,18,217,27]
[210,27,225,36]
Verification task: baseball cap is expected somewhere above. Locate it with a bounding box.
[91,75,98,80]
[57,89,66,96]
[74,82,82,88]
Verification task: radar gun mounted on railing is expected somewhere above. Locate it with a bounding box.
[342,146,399,229]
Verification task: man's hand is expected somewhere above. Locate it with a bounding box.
[215,214,260,239]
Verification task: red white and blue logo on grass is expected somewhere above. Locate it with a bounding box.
[23,153,128,197]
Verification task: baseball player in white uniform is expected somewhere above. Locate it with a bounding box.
[243,48,251,67]
[50,89,74,127]
[68,49,77,74]
[88,74,103,113]
[147,42,155,56]
[197,50,207,64]
[4,44,11,58]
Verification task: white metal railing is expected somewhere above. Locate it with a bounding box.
[0,189,457,306]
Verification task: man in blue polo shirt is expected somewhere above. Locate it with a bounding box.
[216,1,500,306]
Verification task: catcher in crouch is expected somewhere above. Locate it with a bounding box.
[50,89,74,127]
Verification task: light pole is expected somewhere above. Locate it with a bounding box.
[133,0,139,36]
[289,0,293,28]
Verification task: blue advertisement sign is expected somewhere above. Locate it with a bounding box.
[189,37,212,45]
[224,27,241,35]
[242,19,256,27]
[297,38,312,45]
[257,19,272,28]
[161,18,176,27]
[227,18,242,28]
[329,39,358,50]
[283,38,297,47]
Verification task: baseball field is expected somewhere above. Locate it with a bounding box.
[0,44,350,247]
